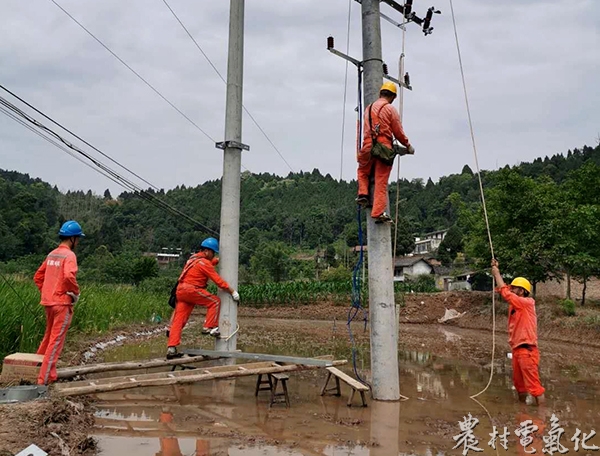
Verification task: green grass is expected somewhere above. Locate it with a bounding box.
[0,277,168,361]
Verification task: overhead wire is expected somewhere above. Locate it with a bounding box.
[48,0,216,144]
[0,83,158,191]
[0,89,219,236]
[448,0,497,402]
[161,0,295,173]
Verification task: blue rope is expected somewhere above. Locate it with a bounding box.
[347,205,372,389]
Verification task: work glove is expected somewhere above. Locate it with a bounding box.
[66,292,80,304]
[407,144,415,155]
[231,290,240,302]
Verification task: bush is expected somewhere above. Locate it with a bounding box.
[560,299,576,316]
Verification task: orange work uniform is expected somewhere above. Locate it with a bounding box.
[33,244,79,385]
[357,97,410,218]
[497,285,545,398]
[167,252,230,347]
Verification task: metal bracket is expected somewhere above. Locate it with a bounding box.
[328,42,412,90]
[215,140,250,151]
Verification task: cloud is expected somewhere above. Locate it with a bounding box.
[0,0,598,195]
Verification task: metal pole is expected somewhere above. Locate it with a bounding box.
[361,0,400,400]
[215,0,245,352]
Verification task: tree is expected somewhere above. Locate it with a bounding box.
[249,242,291,283]
[132,256,159,284]
[103,189,112,200]
[393,218,416,256]
[437,225,463,266]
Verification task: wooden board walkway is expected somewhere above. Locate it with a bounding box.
[54,358,347,397]
[57,355,209,379]
[182,349,336,367]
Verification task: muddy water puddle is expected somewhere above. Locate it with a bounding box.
[92,319,600,455]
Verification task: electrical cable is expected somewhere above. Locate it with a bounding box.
[0,83,159,191]
[0,91,219,236]
[48,0,216,144]
[161,0,294,173]
[448,0,497,401]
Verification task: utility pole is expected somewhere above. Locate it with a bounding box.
[361,0,400,401]
[215,0,248,353]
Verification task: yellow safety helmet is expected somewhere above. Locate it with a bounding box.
[510,277,532,295]
[380,81,398,95]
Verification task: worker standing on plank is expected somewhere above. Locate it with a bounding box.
[357,81,414,224]
[34,220,84,385]
[491,259,546,405]
[166,237,239,359]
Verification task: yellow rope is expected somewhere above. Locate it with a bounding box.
[448,0,497,400]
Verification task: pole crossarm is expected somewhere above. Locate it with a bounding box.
[327,40,411,90]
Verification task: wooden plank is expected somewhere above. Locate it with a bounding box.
[182,349,334,366]
[57,356,211,379]
[271,373,289,380]
[326,367,369,391]
[58,362,278,389]
[54,360,347,397]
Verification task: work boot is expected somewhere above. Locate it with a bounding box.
[355,195,369,206]
[201,327,211,335]
[374,212,393,224]
[166,346,183,359]
[208,327,221,338]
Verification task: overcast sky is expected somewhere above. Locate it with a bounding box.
[0,0,598,195]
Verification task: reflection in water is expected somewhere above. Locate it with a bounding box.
[94,323,600,455]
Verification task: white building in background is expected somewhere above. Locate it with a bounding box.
[393,256,434,282]
[412,229,448,255]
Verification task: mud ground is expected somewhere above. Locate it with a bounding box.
[2,291,600,455]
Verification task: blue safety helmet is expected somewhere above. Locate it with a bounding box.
[59,220,85,237]
[200,237,219,254]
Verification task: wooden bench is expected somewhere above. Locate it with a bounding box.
[320,367,369,407]
[255,373,290,408]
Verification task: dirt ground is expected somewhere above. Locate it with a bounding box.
[1,291,600,455]
[0,398,96,456]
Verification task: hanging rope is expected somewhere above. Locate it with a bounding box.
[448,0,497,400]
[339,0,353,181]
[393,20,407,263]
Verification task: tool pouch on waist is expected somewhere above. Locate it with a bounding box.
[371,141,397,166]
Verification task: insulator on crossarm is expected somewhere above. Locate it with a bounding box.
[382,63,389,75]
[404,0,413,17]
[404,72,411,87]
[327,36,334,49]
[423,8,434,30]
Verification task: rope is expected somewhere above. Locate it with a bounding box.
[448,0,497,400]
[393,18,407,263]
[338,0,353,181]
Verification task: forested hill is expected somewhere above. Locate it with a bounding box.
[1,143,599,268]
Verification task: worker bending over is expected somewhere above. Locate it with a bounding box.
[491,259,546,405]
[167,237,239,359]
[357,81,414,224]
[34,221,84,385]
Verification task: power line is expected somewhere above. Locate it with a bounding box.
[49,0,215,143]
[0,83,158,191]
[161,0,295,173]
[0,90,219,236]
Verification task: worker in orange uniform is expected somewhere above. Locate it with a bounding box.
[166,237,239,359]
[34,220,84,385]
[491,259,546,405]
[357,81,414,224]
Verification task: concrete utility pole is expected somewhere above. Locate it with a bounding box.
[215,0,248,352]
[361,0,400,401]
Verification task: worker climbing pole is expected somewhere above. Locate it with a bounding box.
[328,0,440,401]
